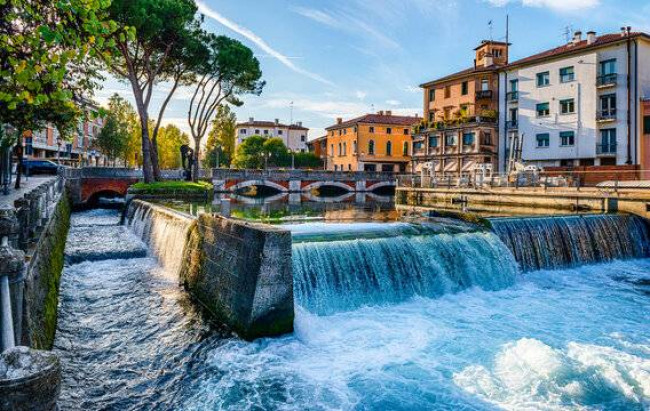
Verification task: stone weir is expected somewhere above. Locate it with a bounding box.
[124,200,294,340]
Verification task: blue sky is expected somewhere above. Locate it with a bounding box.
[97,0,650,141]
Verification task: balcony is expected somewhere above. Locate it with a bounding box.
[596,144,617,156]
[506,120,518,130]
[597,73,618,88]
[506,91,518,102]
[597,109,617,122]
[475,90,493,99]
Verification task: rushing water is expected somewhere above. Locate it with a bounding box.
[54,209,650,410]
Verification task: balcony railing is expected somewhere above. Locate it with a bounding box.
[475,90,493,99]
[596,143,617,155]
[597,73,618,87]
[506,91,518,102]
[506,120,518,129]
[597,109,617,122]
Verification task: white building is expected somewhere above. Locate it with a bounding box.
[236,118,309,152]
[499,29,650,171]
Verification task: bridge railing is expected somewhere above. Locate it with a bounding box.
[59,167,143,179]
[211,168,395,182]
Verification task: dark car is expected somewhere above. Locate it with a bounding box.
[21,160,63,175]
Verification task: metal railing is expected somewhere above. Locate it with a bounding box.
[211,168,395,182]
[597,73,618,87]
[596,109,617,121]
[506,120,518,129]
[506,91,518,102]
[475,90,493,99]
[596,144,617,155]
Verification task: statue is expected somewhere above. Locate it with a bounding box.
[180,144,193,181]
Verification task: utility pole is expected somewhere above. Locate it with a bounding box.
[290,101,294,125]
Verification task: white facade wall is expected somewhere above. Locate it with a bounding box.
[236,124,309,152]
[500,38,650,169]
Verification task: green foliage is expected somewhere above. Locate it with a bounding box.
[96,113,129,162]
[0,0,121,143]
[232,136,322,169]
[205,105,237,168]
[157,124,190,169]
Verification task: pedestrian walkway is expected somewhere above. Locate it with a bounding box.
[0,176,57,208]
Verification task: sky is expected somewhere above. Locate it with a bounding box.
[95,0,650,141]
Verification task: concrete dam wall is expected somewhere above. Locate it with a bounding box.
[125,200,294,340]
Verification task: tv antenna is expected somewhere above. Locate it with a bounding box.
[562,25,573,42]
[289,101,294,125]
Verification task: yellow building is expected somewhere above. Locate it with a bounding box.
[325,111,420,172]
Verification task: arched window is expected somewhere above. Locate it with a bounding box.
[353,140,358,154]
[386,141,392,156]
[403,142,409,155]
[368,140,375,155]
[338,143,342,156]
[343,142,347,155]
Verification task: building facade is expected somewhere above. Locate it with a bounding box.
[412,40,508,176]
[325,111,419,172]
[236,118,309,152]
[499,29,650,172]
[24,99,106,166]
[307,135,327,168]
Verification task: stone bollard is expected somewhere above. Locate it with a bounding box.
[0,347,61,411]
[0,206,24,350]
[13,198,30,251]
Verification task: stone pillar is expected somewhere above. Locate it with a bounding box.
[288,193,301,204]
[288,179,301,193]
[212,179,226,193]
[355,180,366,192]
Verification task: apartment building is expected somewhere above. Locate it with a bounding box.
[236,118,309,152]
[24,98,106,166]
[413,40,508,176]
[325,111,419,172]
[307,135,327,167]
[499,29,650,172]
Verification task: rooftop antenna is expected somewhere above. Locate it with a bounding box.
[562,25,573,43]
[289,101,294,125]
[488,20,493,42]
[505,14,509,63]
[371,103,375,113]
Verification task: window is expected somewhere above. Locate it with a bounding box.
[494,49,503,58]
[481,79,489,91]
[644,116,650,135]
[278,130,283,135]
[482,131,492,146]
[510,79,518,92]
[386,141,392,156]
[403,128,409,135]
[428,112,435,123]
[353,141,358,154]
[386,127,392,135]
[536,102,550,117]
[368,140,375,155]
[536,133,550,147]
[429,135,439,147]
[301,135,306,142]
[536,71,550,87]
[445,134,457,146]
[344,129,347,135]
[462,132,475,146]
[560,98,575,114]
[369,126,375,133]
[560,131,575,146]
[263,130,268,135]
[338,130,342,136]
[240,129,247,134]
[600,94,616,115]
[444,86,451,98]
[255,129,260,134]
[343,142,347,155]
[338,143,342,156]
[600,129,617,153]
[560,66,575,83]
[403,142,409,155]
[600,59,617,75]
[429,89,435,101]
[348,164,352,171]
[330,144,334,155]
[24,137,33,155]
[461,81,469,95]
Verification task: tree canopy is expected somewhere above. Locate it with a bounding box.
[157,124,189,169]
[232,136,322,169]
[205,105,237,168]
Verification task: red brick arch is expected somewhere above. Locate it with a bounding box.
[81,178,140,203]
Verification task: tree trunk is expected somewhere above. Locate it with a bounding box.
[192,137,200,182]
[14,138,23,190]
[150,136,161,181]
[133,96,154,183]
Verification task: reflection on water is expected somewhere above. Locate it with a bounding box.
[160,191,400,223]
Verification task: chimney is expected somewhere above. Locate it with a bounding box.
[572,31,583,44]
[484,53,494,67]
[336,117,342,124]
[587,31,596,45]
[297,121,302,127]
[385,110,392,116]
[378,110,384,116]
[621,27,627,37]
[275,118,279,125]
[249,117,254,122]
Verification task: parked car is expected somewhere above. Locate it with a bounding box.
[21,160,64,175]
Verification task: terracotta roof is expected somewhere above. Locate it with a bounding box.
[420,64,500,88]
[236,120,309,131]
[507,32,650,69]
[326,114,420,131]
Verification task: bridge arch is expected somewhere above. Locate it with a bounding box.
[366,181,396,192]
[229,179,288,193]
[80,178,138,204]
[302,181,354,193]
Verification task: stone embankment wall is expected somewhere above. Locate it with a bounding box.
[126,200,294,340]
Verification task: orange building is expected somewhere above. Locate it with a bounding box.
[325,111,420,172]
[307,135,327,168]
[413,40,508,176]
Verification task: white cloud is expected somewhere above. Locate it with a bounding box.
[386,99,401,106]
[263,97,369,120]
[404,85,421,94]
[486,0,599,11]
[355,90,368,100]
[196,1,333,86]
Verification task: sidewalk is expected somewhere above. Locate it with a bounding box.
[0,175,57,208]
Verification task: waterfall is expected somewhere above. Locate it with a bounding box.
[491,214,650,272]
[125,200,194,278]
[292,231,519,315]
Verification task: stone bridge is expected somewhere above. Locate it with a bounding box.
[62,167,143,206]
[212,169,396,193]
